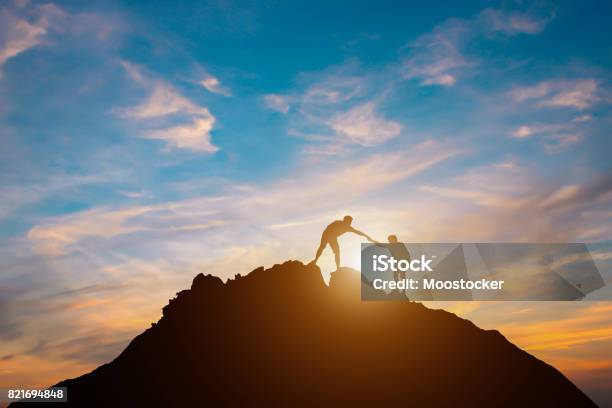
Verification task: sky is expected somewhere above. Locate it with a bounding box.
[0,0,611,404]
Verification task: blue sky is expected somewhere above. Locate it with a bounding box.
[1,0,611,403]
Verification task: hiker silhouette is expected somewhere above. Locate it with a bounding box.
[376,234,411,281]
[311,215,375,268]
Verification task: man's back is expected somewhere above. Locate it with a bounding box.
[323,220,350,238]
[387,243,411,261]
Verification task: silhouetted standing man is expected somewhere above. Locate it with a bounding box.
[311,215,375,269]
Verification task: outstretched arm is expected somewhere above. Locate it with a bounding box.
[350,227,376,242]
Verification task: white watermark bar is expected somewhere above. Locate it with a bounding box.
[361,243,611,301]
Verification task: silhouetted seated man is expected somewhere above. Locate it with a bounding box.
[311,215,375,269]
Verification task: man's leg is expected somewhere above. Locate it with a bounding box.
[330,239,340,269]
[313,237,327,264]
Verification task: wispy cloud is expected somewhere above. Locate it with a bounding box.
[509,123,569,139]
[120,82,209,119]
[26,141,460,258]
[0,2,124,76]
[419,164,612,241]
[508,79,599,109]
[119,67,218,153]
[542,133,584,154]
[329,102,401,146]
[27,206,153,256]
[261,65,401,153]
[265,69,368,117]
[573,114,593,123]
[144,116,218,153]
[402,8,551,87]
[542,80,599,109]
[119,190,147,199]
[0,10,46,68]
[510,125,535,139]
[480,8,551,35]
[120,60,146,83]
[263,94,290,114]
[0,172,121,221]
[402,18,471,87]
[508,117,592,154]
[200,73,231,96]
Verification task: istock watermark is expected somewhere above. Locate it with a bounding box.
[361,243,611,301]
[372,254,435,272]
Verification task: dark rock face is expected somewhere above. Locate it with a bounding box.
[12,261,596,407]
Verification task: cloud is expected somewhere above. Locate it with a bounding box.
[538,173,612,215]
[480,8,550,35]
[508,120,589,153]
[263,94,290,114]
[119,190,147,199]
[508,81,553,103]
[144,116,217,153]
[263,71,367,115]
[261,65,399,154]
[402,19,471,87]
[302,75,366,105]
[402,8,550,87]
[419,185,519,209]
[121,82,209,119]
[542,80,598,109]
[119,60,147,84]
[27,206,152,256]
[0,2,122,77]
[573,114,593,123]
[543,133,584,154]
[509,123,569,139]
[419,164,612,241]
[119,73,219,153]
[510,125,535,139]
[26,142,460,258]
[200,74,231,96]
[0,7,49,69]
[0,173,120,221]
[329,102,401,146]
[300,142,352,158]
[508,79,599,109]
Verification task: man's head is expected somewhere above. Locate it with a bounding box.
[388,234,398,243]
[343,215,353,225]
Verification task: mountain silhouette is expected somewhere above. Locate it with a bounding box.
[10,260,595,407]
